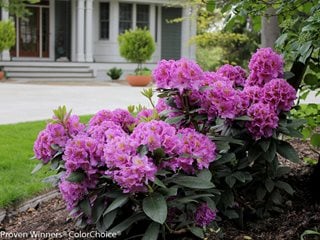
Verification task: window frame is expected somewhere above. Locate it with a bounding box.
[99,2,110,40]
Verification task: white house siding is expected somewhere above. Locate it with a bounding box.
[1,0,197,80]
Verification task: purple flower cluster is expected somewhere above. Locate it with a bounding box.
[247,48,284,87]
[194,203,216,227]
[262,78,297,112]
[63,135,101,174]
[153,58,204,92]
[34,115,85,163]
[89,109,136,132]
[130,120,179,153]
[164,128,216,173]
[246,102,279,140]
[152,48,296,139]
[216,64,247,87]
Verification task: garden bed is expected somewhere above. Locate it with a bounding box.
[0,139,319,240]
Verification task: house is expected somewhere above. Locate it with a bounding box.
[0,0,196,81]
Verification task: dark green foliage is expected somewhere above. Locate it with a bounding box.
[107,67,123,80]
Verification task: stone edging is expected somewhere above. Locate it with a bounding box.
[0,189,60,224]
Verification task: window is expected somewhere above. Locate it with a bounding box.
[136,4,149,29]
[119,3,150,34]
[100,2,110,39]
[119,3,132,34]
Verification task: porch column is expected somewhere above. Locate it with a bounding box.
[1,2,11,61]
[85,0,93,62]
[76,0,85,62]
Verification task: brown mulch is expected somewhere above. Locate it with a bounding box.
[0,140,319,240]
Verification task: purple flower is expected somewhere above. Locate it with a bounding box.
[63,135,102,175]
[107,155,157,193]
[89,109,136,132]
[136,109,155,122]
[247,48,284,87]
[194,203,216,227]
[262,78,297,112]
[201,80,239,119]
[216,64,247,87]
[164,128,216,173]
[243,85,262,105]
[153,58,204,92]
[131,120,179,153]
[246,102,279,140]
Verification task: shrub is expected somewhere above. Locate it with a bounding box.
[107,67,123,80]
[0,20,16,52]
[118,28,156,74]
[33,48,301,239]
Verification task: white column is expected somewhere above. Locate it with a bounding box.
[71,0,77,61]
[76,0,85,62]
[85,0,93,62]
[1,2,11,61]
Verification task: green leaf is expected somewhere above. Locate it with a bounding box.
[31,162,44,174]
[248,146,262,162]
[137,144,149,156]
[265,179,275,193]
[165,115,184,124]
[104,196,129,215]
[197,169,212,181]
[206,0,215,12]
[142,222,160,240]
[143,193,167,224]
[66,171,86,183]
[171,176,215,189]
[276,181,295,195]
[261,140,276,163]
[276,166,291,177]
[301,230,320,240]
[92,197,106,223]
[109,213,145,233]
[256,187,267,201]
[234,115,252,121]
[304,73,318,86]
[225,176,236,188]
[177,194,214,204]
[311,133,320,147]
[103,210,117,230]
[277,141,300,163]
[259,140,271,152]
[189,226,204,238]
[153,177,167,189]
[224,209,239,219]
[153,148,166,161]
[79,198,92,217]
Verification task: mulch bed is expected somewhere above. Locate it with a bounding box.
[0,139,319,240]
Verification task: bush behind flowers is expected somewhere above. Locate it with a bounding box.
[33,48,303,239]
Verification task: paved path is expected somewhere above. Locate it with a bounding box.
[0,82,153,124]
[0,82,319,124]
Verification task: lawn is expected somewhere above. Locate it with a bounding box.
[0,115,92,208]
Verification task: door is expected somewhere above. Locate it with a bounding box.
[11,2,50,58]
[19,7,40,57]
[161,7,182,60]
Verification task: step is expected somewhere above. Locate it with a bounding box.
[9,77,97,82]
[4,67,92,73]
[7,72,94,78]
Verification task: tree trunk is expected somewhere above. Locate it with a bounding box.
[261,7,280,48]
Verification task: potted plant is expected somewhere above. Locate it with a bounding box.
[118,28,156,86]
[107,67,123,80]
[0,20,16,80]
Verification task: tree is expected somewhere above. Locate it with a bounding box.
[0,0,40,17]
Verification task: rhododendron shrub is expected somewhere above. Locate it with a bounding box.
[33,107,218,239]
[153,48,301,220]
[33,48,302,239]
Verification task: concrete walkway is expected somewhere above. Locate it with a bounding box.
[0,82,319,125]
[0,82,153,124]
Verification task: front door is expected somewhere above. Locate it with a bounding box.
[11,1,50,58]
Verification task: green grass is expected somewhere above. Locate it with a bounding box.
[0,115,92,208]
